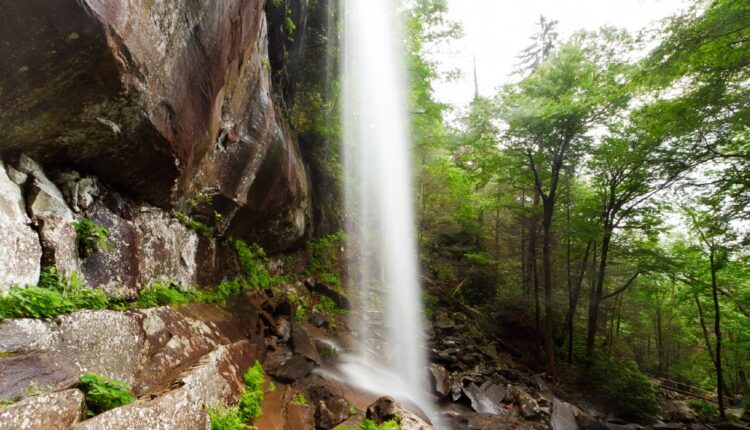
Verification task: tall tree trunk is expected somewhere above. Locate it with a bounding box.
[566,241,592,363]
[542,200,556,374]
[709,250,726,420]
[586,228,611,362]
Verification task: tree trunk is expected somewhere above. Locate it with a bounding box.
[709,250,726,420]
[565,240,592,363]
[542,200,556,374]
[586,229,611,362]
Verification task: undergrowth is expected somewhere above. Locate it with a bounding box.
[585,356,658,423]
[78,372,135,416]
[208,361,266,430]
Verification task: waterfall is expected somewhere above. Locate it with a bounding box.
[340,0,439,425]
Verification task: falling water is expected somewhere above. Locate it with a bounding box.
[340,0,438,425]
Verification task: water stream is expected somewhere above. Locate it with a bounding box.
[340,0,440,426]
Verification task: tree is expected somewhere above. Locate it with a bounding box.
[500,30,631,373]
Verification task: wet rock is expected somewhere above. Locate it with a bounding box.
[309,311,329,328]
[0,161,41,288]
[316,398,350,429]
[291,322,321,364]
[133,304,248,395]
[0,389,84,430]
[552,398,580,430]
[73,341,254,430]
[0,352,79,402]
[366,396,433,430]
[268,355,315,383]
[287,403,315,430]
[429,363,451,398]
[1,0,312,250]
[461,381,506,414]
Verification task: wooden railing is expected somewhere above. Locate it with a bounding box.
[657,378,718,404]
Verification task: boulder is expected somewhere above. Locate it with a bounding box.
[72,341,255,430]
[0,0,310,249]
[268,354,315,383]
[0,352,79,402]
[291,322,321,364]
[54,171,100,212]
[316,398,351,429]
[0,161,41,288]
[36,215,80,277]
[366,396,433,430]
[551,398,581,430]
[461,381,506,414]
[0,389,85,430]
[509,385,541,418]
[577,413,608,430]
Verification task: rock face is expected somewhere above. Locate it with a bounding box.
[0,0,310,249]
[0,161,41,288]
[0,389,85,430]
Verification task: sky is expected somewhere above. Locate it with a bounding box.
[431,0,691,110]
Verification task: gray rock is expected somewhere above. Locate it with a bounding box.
[26,175,73,222]
[36,215,80,277]
[291,323,321,364]
[509,385,541,418]
[429,363,451,398]
[5,164,28,186]
[366,396,433,430]
[0,352,79,402]
[134,207,199,289]
[0,161,41,289]
[0,389,84,430]
[268,354,315,383]
[461,381,506,414]
[55,171,101,213]
[552,398,581,430]
[577,413,608,430]
[14,154,44,178]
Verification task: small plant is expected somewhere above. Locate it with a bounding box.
[360,419,400,430]
[348,404,357,416]
[78,372,135,416]
[72,219,110,257]
[175,211,214,238]
[292,393,307,406]
[24,381,51,397]
[294,305,306,323]
[208,403,248,430]
[268,381,276,392]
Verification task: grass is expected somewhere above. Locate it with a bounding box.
[78,372,135,416]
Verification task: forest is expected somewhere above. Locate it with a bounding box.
[399,0,750,421]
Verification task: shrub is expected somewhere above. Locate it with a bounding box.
[72,219,110,257]
[78,373,135,416]
[586,357,658,423]
[208,404,248,430]
[233,240,273,290]
[0,269,108,320]
[239,361,265,421]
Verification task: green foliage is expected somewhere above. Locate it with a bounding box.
[360,419,400,430]
[24,381,51,397]
[72,219,110,257]
[239,361,265,422]
[79,372,135,416]
[688,400,719,422]
[0,269,108,320]
[305,231,346,289]
[175,211,214,238]
[586,357,658,423]
[291,393,307,406]
[134,281,190,308]
[233,240,274,290]
[208,404,249,430]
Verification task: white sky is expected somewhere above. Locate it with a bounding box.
[431,0,691,109]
